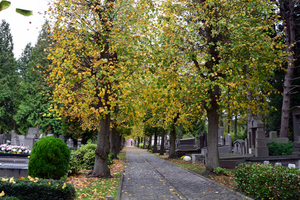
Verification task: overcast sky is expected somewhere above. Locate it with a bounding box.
[0,0,51,58]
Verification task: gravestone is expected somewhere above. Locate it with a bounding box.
[218,127,224,145]
[59,135,65,143]
[275,162,282,167]
[249,116,268,157]
[292,106,300,155]
[18,135,25,146]
[263,161,270,165]
[288,163,296,169]
[77,138,82,148]
[10,130,18,146]
[233,139,245,155]
[24,128,39,150]
[176,138,201,157]
[269,131,277,138]
[66,138,74,148]
[266,131,288,144]
[0,134,5,144]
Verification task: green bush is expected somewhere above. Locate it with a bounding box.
[83,151,95,170]
[28,136,71,180]
[68,151,82,175]
[267,141,293,156]
[0,178,75,200]
[139,143,148,149]
[235,162,300,199]
[73,144,114,170]
[213,167,229,175]
[74,143,97,165]
[107,153,114,165]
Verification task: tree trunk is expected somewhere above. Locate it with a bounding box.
[148,136,152,150]
[153,132,158,153]
[115,130,121,155]
[137,137,140,147]
[205,102,220,173]
[169,126,176,158]
[160,128,165,155]
[234,114,238,137]
[110,127,117,159]
[143,136,146,149]
[91,114,111,177]
[121,137,125,149]
[279,0,295,138]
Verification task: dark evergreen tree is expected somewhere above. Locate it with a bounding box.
[14,21,62,135]
[0,20,18,132]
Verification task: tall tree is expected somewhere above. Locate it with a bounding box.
[0,20,18,132]
[14,22,61,135]
[278,0,300,138]
[116,0,284,172]
[48,0,119,177]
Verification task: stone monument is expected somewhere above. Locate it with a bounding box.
[248,116,268,157]
[292,106,300,155]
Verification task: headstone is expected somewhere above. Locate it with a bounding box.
[269,131,277,138]
[245,138,248,154]
[288,163,296,169]
[275,162,282,167]
[233,139,245,155]
[220,136,224,146]
[10,131,17,146]
[192,154,205,165]
[176,138,201,157]
[292,106,300,155]
[197,133,205,149]
[225,133,231,146]
[298,160,300,169]
[59,135,65,143]
[77,138,82,148]
[18,135,25,147]
[249,116,268,157]
[201,147,207,155]
[263,161,270,165]
[0,134,5,145]
[218,127,224,145]
[27,128,39,139]
[67,138,73,148]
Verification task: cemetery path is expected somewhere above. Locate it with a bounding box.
[119,147,244,200]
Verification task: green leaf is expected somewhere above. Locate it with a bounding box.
[0,1,11,11]
[16,8,32,16]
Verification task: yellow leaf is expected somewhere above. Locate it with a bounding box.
[62,183,66,189]
[0,190,5,197]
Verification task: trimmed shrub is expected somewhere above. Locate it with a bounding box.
[28,136,71,180]
[268,141,293,156]
[235,162,300,199]
[0,177,75,200]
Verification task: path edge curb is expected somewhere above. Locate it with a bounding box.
[156,153,254,200]
[116,155,126,200]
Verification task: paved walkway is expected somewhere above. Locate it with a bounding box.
[119,147,244,200]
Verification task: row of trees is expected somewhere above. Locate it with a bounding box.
[2,0,300,177]
[45,0,287,176]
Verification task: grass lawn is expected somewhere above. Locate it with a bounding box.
[156,154,237,190]
[66,152,125,199]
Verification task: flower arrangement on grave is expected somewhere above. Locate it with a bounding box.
[0,144,30,154]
